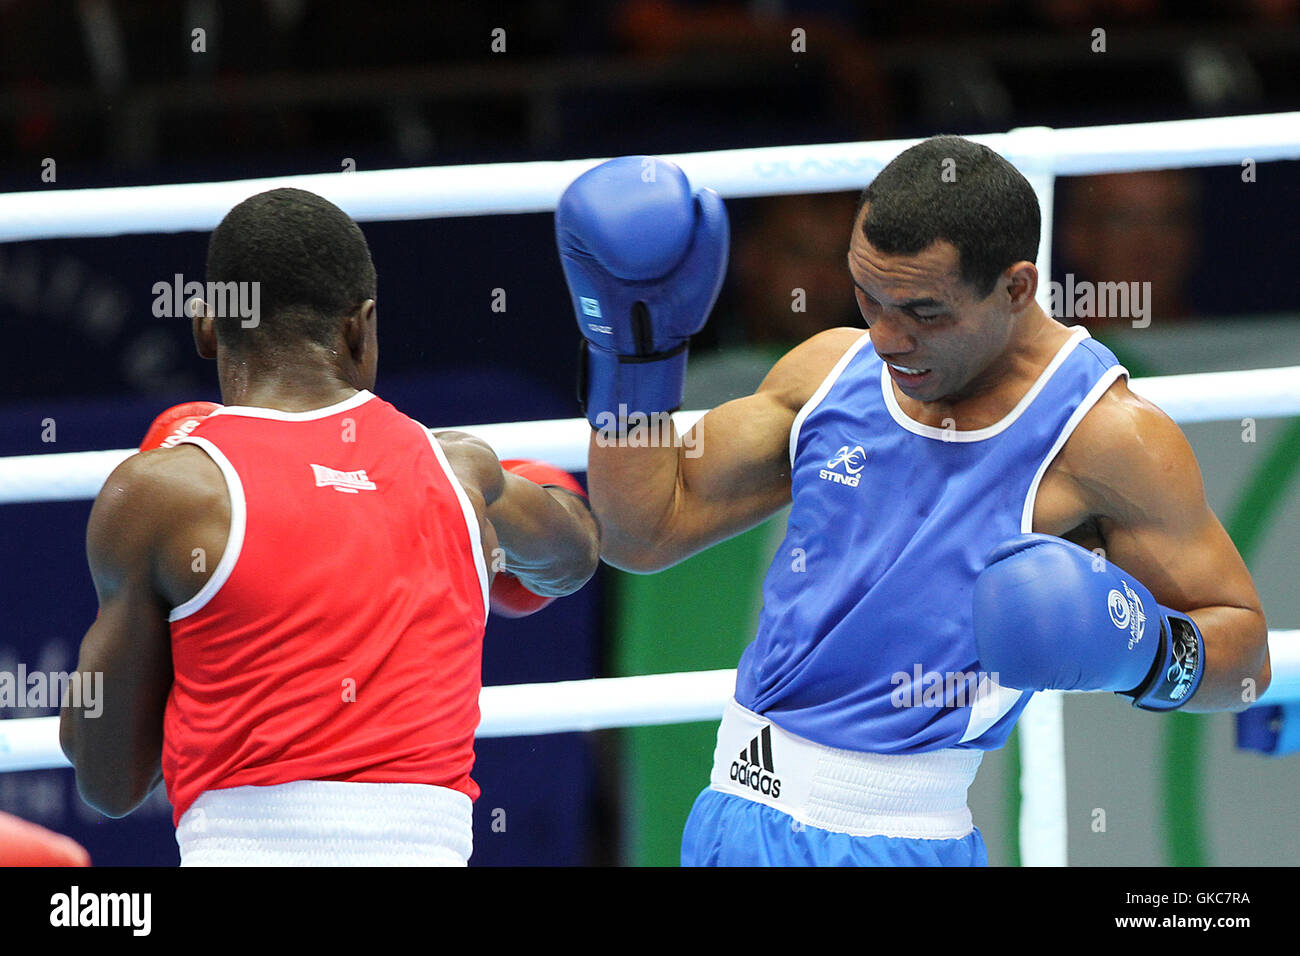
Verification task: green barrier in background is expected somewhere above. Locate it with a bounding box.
[610,519,782,866]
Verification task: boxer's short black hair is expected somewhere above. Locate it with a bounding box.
[856,136,1039,298]
[205,187,377,350]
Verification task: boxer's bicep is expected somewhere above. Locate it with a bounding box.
[606,328,860,571]
[432,431,504,578]
[586,382,791,572]
[673,328,865,542]
[666,390,797,549]
[1079,392,1258,612]
[62,458,173,817]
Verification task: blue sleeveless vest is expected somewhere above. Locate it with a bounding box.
[734,327,1127,753]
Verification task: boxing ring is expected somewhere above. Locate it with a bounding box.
[2,111,1299,866]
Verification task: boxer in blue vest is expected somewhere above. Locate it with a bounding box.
[559,140,1270,866]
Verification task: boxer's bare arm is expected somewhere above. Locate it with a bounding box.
[438,432,600,597]
[60,452,199,817]
[589,327,864,573]
[1058,380,1270,712]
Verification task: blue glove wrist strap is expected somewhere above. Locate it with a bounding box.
[579,340,689,431]
[1129,608,1206,711]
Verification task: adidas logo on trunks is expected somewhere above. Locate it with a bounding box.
[730,725,782,798]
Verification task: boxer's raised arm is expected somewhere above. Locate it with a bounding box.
[589,327,862,573]
[438,432,600,598]
[554,155,865,573]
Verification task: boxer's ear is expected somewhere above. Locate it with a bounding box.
[1003,261,1039,312]
[342,300,372,355]
[191,299,217,359]
[344,299,378,388]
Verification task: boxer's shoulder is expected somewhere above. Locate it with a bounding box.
[90,446,230,599]
[755,326,866,413]
[431,430,503,507]
[1054,376,1201,521]
[98,444,225,524]
[133,442,228,509]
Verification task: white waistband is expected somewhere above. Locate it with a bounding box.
[709,699,983,840]
[176,780,473,866]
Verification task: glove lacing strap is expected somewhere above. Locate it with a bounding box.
[576,338,690,421]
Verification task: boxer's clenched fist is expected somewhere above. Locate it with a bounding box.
[557,155,728,427]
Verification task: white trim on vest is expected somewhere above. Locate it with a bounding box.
[788,331,874,467]
[168,436,246,622]
[882,326,1091,442]
[423,429,491,622]
[209,389,375,422]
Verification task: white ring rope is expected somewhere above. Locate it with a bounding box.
[2,361,1300,504]
[2,111,1297,867]
[3,636,1297,776]
[0,112,1297,241]
[0,668,742,774]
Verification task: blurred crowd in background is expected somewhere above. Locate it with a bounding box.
[4,0,1299,164]
[1,0,1297,404]
[1,0,1297,408]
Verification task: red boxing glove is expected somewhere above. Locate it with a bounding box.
[498,458,585,497]
[139,401,222,451]
[489,459,587,619]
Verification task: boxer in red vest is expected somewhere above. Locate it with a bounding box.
[60,188,600,865]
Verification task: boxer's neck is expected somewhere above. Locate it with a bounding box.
[890,309,1072,431]
[217,346,366,412]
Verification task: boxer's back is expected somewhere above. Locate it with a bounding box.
[161,390,489,827]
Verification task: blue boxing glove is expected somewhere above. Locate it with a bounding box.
[556,155,729,429]
[972,533,1205,711]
